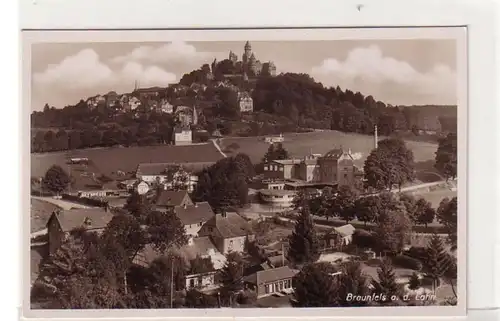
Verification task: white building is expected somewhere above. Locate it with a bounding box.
[238,91,254,112]
[173,126,192,145]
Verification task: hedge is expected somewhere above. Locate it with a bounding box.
[391,255,423,271]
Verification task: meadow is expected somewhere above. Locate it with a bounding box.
[219,130,440,166]
[31,142,225,178]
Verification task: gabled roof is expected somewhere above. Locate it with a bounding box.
[174,202,215,226]
[213,212,253,238]
[156,190,191,207]
[48,208,114,232]
[271,159,302,166]
[244,266,299,285]
[323,148,354,160]
[333,224,355,237]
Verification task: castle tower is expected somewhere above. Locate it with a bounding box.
[243,41,252,64]
[374,125,378,149]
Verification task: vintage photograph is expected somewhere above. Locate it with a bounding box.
[28,29,462,311]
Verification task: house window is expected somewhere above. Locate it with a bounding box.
[198,221,203,227]
[264,284,270,294]
[280,167,284,172]
[344,173,348,178]
[264,166,268,171]
[189,278,195,288]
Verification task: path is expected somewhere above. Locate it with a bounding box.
[31,196,92,210]
[211,139,227,158]
[361,179,457,198]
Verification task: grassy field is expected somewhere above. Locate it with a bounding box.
[31,142,225,178]
[411,189,457,208]
[220,130,439,165]
[30,198,60,233]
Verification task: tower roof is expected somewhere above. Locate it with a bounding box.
[245,41,251,49]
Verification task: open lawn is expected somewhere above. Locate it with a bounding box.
[220,130,439,165]
[411,189,457,208]
[31,142,225,178]
[30,198,61,233]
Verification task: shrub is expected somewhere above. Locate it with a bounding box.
[405,246,429,261]
[352,229,377,249]
[237,289,257,304]
[391,255,423,271]
[408,272,421,290]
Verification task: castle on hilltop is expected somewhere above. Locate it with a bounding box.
[213,41,277,78]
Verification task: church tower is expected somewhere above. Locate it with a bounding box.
[374,125,378,149]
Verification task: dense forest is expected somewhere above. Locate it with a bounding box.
[31,62,457,153]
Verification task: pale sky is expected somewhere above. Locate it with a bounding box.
[31,39,457,111]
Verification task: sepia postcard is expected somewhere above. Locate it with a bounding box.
[23,27,467,319]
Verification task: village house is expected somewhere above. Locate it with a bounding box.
[160,99,174,113]
[264,133,284,144]
[133,235,227,271]
[174,202,216,236]
[155,190,194,209]
[243,266,299,298]
[86,95,106,110]
[46,208,114,255]
[135,162,214,192]
[324,224,356,250]
[134,86,164,99]
[258,189,297,209]
[237,91,253,112]
[198,211,254,254]
[184,256,217,291]
[173,126,193,146]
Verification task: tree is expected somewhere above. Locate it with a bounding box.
[331,185,359,223]
[364,138,415,191]
[101,213,148,259]
[423,234,450,291]
[262,142,290,163]
[233,153,256,181]
[193,157,249,210]
[145,254,187,307]
[146,209,188,253]
[42,165,70,195]
[124,191,153,223]
[434,133,457,181]
[287,205,320,266]
[184,289,218,308]
[219,252,245,305]
[337,261,371,307]
[408,272,421,290]
[436,197,457,248]
[399,193,417,222]
[414,198,436,227]
[371,259,400,304]
[292,262,339,307]
[374,209,412,255]
[354,195,382,225]
[291,188,319,211]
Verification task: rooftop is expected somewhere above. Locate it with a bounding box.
[213,212,253,238]
[156,190,191,207]
[48,208,114,232]
[333,224,355,237]
[271,159,302,165]
[174,202,215,226]
[244,266,299,285]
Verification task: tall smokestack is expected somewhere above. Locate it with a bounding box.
[374,125,378,149]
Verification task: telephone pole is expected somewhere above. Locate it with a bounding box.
[170,257,174,308]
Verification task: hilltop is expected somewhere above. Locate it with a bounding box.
[30,42,457,154]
